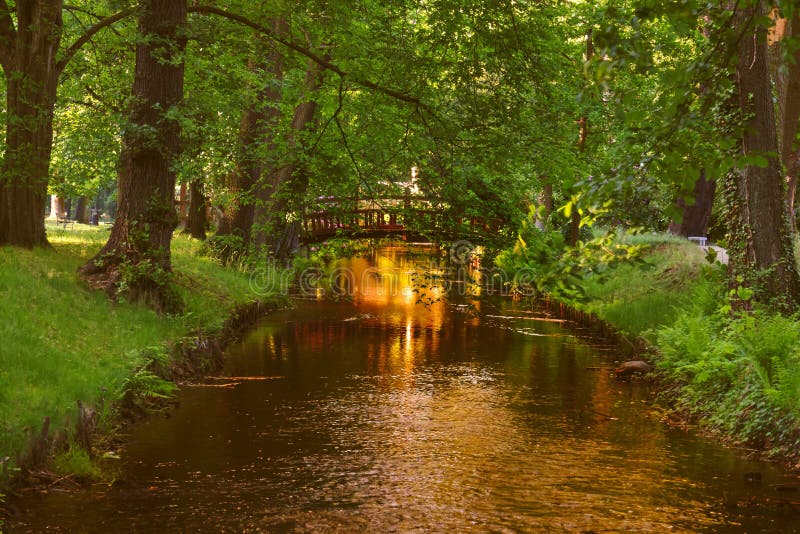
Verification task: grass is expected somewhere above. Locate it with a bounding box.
[53,447,101,479]
[0,222,279,482]
[578,235,721,341]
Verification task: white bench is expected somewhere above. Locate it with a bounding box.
[688,236,707,247]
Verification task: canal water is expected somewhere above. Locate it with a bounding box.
[9,247,800,532]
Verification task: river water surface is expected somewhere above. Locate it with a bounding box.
[9,247,800,532]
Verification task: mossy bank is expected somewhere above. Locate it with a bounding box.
[0,223,285,497]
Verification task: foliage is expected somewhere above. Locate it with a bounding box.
[120,367,177,406]
[495,209,644,303]
[48,1,136,201]
[307,237,372,263]
[658,308,800,453]
[198,234,249,267]
[119,346,177,407]
[116,258,173,300]
[579,237,722,339]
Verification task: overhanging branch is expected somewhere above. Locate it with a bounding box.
[63,4,106,21]
[56,7,136,74]
[188,5,431,112]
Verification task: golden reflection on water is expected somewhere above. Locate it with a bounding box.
[10,247,800,532]
[331,248,447,378]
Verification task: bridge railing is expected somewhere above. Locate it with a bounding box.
[300,195,506,242]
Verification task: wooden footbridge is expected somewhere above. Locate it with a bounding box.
[300,195,505,243]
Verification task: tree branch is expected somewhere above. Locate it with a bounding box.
[333,86,375,201]
[0,0,16,73]
[63,4,105,21]
[64,7,93,41]
[56,7,136,74]
[63,3,123,40]
[84,83,122,113]
[188,5,432,112]
[310,78,345,155]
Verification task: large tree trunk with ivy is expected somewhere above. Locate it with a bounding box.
[80,0,187,313]
[0,0,63,248]
[730,1,800,310]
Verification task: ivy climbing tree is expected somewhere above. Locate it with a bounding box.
[730,0,800,309]
[80,0,187,313]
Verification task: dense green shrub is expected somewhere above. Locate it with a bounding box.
[658,308,800,450]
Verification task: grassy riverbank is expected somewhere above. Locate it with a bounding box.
[0,223,281,490]
[496,228,800,467]
[565,235,800,467]
[577,234,720,342]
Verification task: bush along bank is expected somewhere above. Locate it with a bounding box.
[0,224,286,494]
[496,227,800,469]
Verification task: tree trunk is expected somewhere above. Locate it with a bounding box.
[541,183,553,218]
[245,19,290,250]
[259,55,327,261]
[75,196,90,224]
[80,0,187,314]
[535,182,553,230]
[217,86,270,246]
[788,164,799,232]
[0,1,63,247]
[771,10,800,233]
[732,1,800,309]
[567,29,593,246]
[178,182,187,227]
[668,170,716,237]
[669,19,716,239]
[48,195,64,220]
[218,23,290,256]
[0,3,134,247]
[183,179,207,240]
